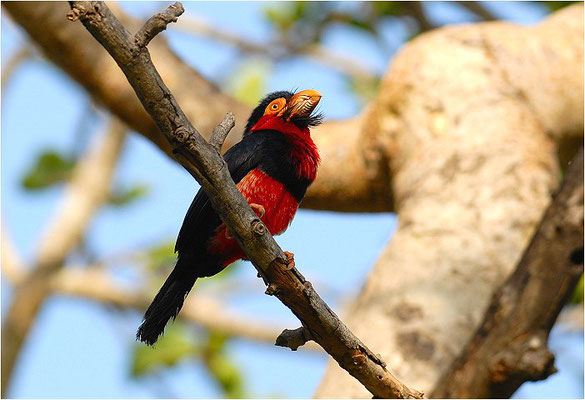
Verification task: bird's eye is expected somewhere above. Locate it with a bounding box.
[264,98,285,115]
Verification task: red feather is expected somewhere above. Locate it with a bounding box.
[208,115,319,268]
[207,168,300,267]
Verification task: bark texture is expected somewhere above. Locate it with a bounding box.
[316,5,584,397]
[432,148,583,398]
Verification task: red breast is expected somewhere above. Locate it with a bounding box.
[207,168,300,267]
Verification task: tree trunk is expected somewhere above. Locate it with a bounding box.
[315,5,583,397]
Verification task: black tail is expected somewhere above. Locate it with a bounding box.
[137,256,198,345]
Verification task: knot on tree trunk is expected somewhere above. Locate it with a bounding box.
[490,333,557,385]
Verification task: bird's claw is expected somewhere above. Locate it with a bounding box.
[217,203,266,239]
[218,203,264,240]
[217,222,234,239]
[283,251,295,270]
[250,203,265,218]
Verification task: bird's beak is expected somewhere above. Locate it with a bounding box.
[287,89,322,120]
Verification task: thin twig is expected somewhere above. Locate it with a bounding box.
[1,46,32,90]
[0,227,27,283]
[404,2,437,32]
[275,326,313,351]
[134,2,184,48]
[69,2,422,398]
[209,112,236,152]
[456,1,499,21]
[173,15,379,80]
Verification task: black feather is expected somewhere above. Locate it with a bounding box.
[175,131,311,259]
[290,111,324,129]
[136,255,197,345]
[244,91,294,135]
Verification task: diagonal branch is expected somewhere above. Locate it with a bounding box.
[0,241,320,351]
[431,148,584,398]
[456,1,499,21]
[52,267,321,350]
[1,227,27,283]
[133,2,184,48]
[1,119,127,396]
[1,45,32,91]
[209,112,236,152]
[3,1,394,213]
[68,2,422,398]
[172,15,379,81]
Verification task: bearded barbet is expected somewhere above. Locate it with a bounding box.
[137,89,323,345]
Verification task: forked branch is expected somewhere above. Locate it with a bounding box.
[134,2,184,48]
[68,1,422,398]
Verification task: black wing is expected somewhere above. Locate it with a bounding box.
[174,132,280,254]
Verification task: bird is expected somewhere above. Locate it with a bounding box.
[137,89,323,345]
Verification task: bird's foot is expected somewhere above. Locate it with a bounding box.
[219,204,264,240]
[283,251,295,270]
[250,203,265,218]
[217,222,234,239]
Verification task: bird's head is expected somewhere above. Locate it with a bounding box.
[244,89,323,135]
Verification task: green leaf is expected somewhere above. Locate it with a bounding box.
[570,275,584,305]
[203,331,244,398]
[131,323,197,377]
[348,17,376,33]
[207,354,245,398]
[371,1,406,17]
[264,2,305,31]
[108,183,149,207]
[206,330,229,353]
[131,325,246,397]
[543,1,579,12]
[21,150,76,190]
[346,75,381,103]
[144,240,176,272]
[226,59,270,108]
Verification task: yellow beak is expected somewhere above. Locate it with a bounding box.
[287,89,322,119]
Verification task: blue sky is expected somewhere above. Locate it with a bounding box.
[1,2,581,398]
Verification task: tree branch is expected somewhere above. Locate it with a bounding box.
[316,5,584,397]
[1,45,32,90]
[3,1,249,157]
[172,15,379,81]
[0,227,27,283]
[55,268,323,350]
[68,2,421,397]
[3,1,393,213]
[132,2,184,48]
[456,1,499,21]
[403,3,438,32]
[275,326,314,351]
[209,112,236,152]
[1,119,127,396]
[0,242,321,351]
[431,148,584,398]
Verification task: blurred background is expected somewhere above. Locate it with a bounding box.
[1,1,582,398]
